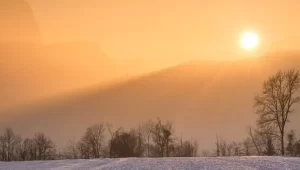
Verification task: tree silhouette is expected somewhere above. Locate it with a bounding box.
[264,137,276,156]
[286,130,296,156]
[254,69,300,155]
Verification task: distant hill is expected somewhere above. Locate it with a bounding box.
[0,42,116,108]
[1,53,300,150]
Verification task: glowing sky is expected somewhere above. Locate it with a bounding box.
[2,0,300,108]
[27,0,300,63]
[2,0,300,150]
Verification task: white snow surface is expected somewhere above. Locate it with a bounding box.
[0,157,299,170]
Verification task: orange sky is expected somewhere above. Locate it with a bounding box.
[2,0,300,150]
[27,0,300,63]
[2,0,300,108]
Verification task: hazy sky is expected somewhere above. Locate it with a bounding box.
[2,0,300,150]
[2,0,300,108]
[27,0,300,63]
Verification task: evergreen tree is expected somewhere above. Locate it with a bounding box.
[295,141,300,156]
[216,135,220,156]
[264,137,276,156]
[286,130,296,156]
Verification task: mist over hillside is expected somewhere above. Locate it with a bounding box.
[1,54,300,150]
[0,0,119,108]
[0,42,119,108]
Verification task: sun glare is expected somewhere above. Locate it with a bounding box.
[240,31,259,50]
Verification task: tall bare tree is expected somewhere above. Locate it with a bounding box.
[77,140,90,159]
[81,123,106,158]
[151,119,174,157]
[19,138,35,161]
[64,138,78,159]
[216,135,220,156]
[243,138,252,156]
[0,128,22,161]
[33,132,56,160]
[220,138,227,156]
[254,69,300,155]
[141,120,154,157]
[150,119,164,157]
[130,126,146,157]
[226,143,233,156]
[106,123,122,158]
[232,142,242,156]
[248,127,262,156]
[162,122,173,157]
[286,130,296,156]
[0,136,6,161]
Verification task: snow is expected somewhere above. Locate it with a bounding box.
[0,157,299,170]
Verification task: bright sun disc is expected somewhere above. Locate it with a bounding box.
[240,31,259,50]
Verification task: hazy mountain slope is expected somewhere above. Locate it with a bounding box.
[1,54,300,150]
[0,42,117,108]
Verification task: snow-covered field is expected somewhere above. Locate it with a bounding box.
[0,157,299,170]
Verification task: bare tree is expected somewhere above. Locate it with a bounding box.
[141,120,154,157]
[248,126,280,156]
[151,119,174,157]
[232,142,242,156]
[81,123,106,158]
[162,122,173,157]
[33,132,56,160]
[0,128,22,161]
[64,138,78,159]
[106,123,122,158]
[226,143,233,156]
[28,138,38,160]
[216,135,220,156]
[151,119,164,157]
[192,140,199,157]
[219,138,227,156]
[254,69,300,155]
[286,130,296,156]
[0,136,6,161]
[130,127,146,157]
[0,129,57,161]
[77,140,90,159]
[243,138,251,156]
[18,138,35,161]
[17,138,38,161]
[248,127,262,155]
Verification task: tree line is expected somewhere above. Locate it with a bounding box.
[1,69,300,161]
[0,129,55,161]
[64,119,198,159]
[0,119,198,161]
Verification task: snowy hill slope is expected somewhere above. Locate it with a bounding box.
[0,157,299,170]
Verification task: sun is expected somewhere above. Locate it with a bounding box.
[240,31,259,50]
